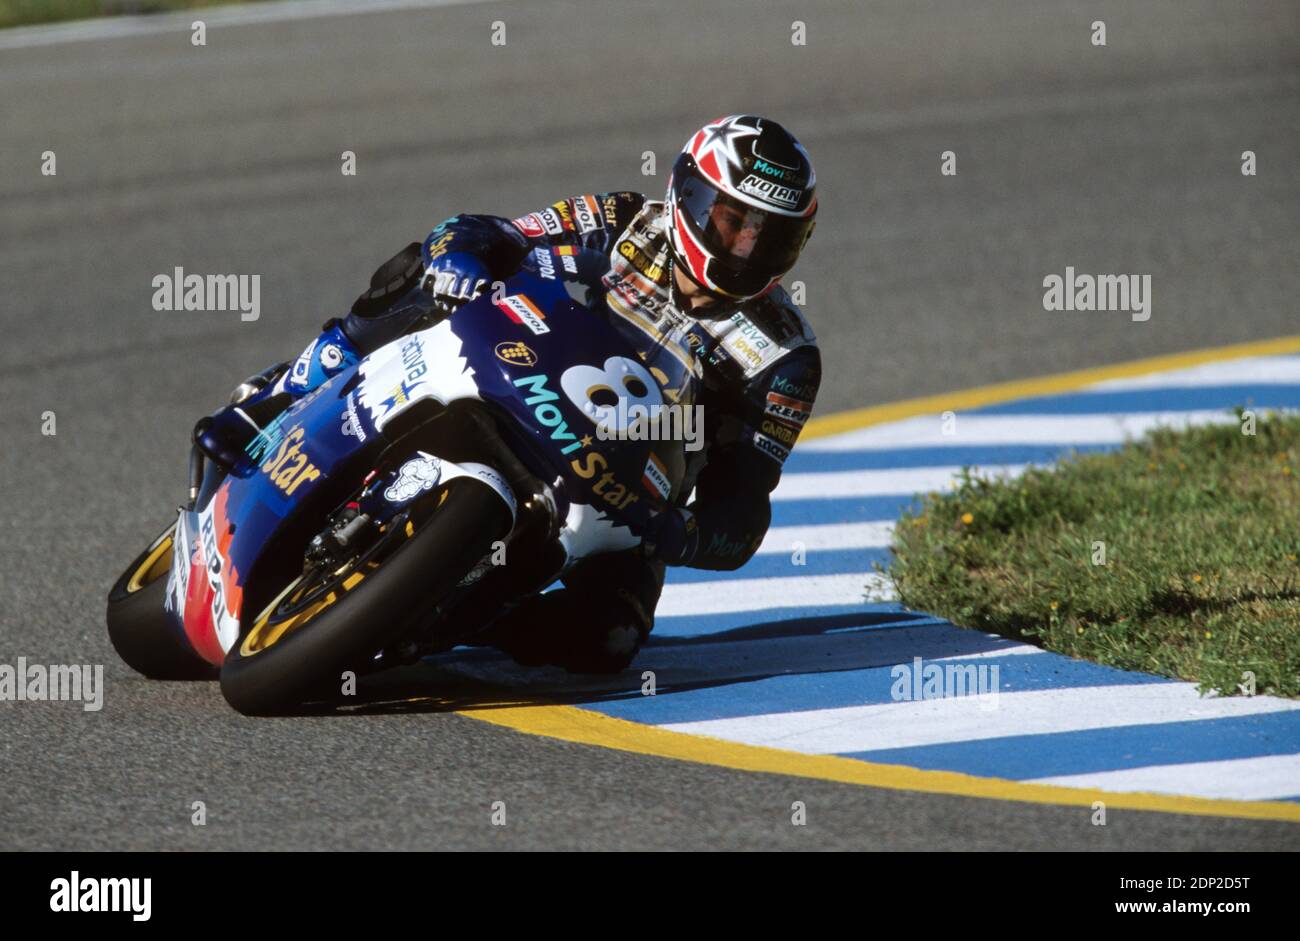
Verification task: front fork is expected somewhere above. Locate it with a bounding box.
[327,452,562,667]
[303,450,524,570]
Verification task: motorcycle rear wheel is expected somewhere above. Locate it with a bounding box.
[219,478,511,716]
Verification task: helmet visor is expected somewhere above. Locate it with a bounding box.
[677,173,814,295]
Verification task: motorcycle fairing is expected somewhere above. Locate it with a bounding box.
[162,271,695,665]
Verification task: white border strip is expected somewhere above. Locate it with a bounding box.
[756,520,894,554]
[659,573,895,617]
[660,685,1300,754]
[0,0,502,51]
[774,464,1027,500]
[1028,754,1300,802]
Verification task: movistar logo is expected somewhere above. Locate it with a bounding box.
[753,158,797,181]
[512,374,585,454]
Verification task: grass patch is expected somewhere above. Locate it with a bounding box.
[883,410,1300,698]
[0,0,275,30]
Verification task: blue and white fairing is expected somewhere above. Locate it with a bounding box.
[350,271,688,562]
[162,367,387,663]
[166,271,691,662]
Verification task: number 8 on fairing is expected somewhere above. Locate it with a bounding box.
[560,355,663,433]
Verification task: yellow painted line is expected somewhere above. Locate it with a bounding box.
[803,333,1300,441]
[464,703,1300,823]
[455,334,1300,823]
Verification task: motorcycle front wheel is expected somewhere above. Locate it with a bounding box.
[219,477,512,716]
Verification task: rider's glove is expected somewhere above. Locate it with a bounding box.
[642,507,698,565]
[426,251,492,314]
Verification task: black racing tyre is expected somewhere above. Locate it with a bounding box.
[219,479,512,716]
[107,523,219,680]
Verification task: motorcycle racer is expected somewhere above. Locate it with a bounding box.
[196,115,821,674]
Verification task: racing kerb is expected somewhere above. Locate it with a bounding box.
[433,335,1300,823]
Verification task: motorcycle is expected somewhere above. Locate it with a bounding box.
[106,268,695,715]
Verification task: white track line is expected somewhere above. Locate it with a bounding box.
[773,464,1026,500]
[944,644,1044,660]
[1085,357,1300,391]
[1028,754,1300,802]
[659,685,1300,754]
[444,638,1048,694]
[0,0,501,51]
[755,521,894,555]
[802,410,1254,452]
[658,573,894,617]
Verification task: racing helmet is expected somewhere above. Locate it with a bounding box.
[665,115,817,302]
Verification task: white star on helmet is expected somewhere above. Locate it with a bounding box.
[697,115,761,171]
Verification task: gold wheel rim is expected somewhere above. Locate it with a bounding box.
[239,567,369,657]
[236,486,451,658]
[126,530,175,594]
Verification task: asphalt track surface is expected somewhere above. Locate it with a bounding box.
[1,0,1298,850]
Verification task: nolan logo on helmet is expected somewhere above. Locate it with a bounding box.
[737,174,802,209]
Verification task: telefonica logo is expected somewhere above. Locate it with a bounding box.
[50,872,151,921]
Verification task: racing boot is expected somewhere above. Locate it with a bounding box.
[479,588,649,674]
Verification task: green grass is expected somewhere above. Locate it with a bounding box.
[882,410,1300,698]
[0,0,275,29]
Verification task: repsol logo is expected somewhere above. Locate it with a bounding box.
[199,513,226,626]
[535,249,556,280]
